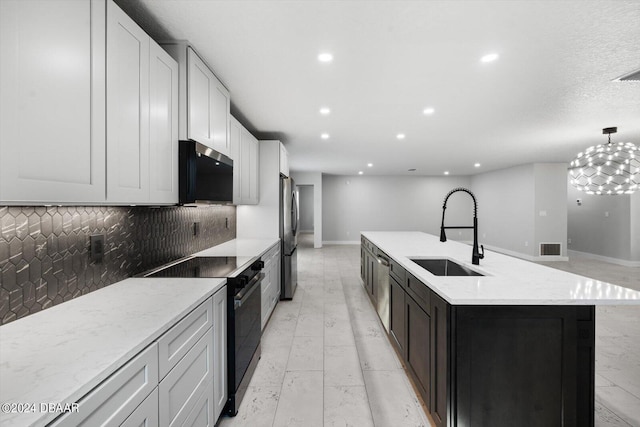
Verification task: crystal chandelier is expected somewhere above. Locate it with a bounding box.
[569,127,640,195]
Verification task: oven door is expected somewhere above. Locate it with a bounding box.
[233,272,263,395]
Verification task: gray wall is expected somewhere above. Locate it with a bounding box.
[631,192,640,261]
[469,163,568,258]
[297,185,314,232]
[471,164,536,257]
[533,164,568,257]
[322,175,474,243]
[322,163,568,261]
[567,179,637,262]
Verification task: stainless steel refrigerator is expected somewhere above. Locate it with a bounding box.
[280,176,298,299]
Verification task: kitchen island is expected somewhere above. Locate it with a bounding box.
[361,231,640,427]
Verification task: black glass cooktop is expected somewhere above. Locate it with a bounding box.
[145,256,238,278]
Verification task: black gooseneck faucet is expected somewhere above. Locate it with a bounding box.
[440,187,484,265]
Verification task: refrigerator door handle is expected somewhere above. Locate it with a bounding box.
[291,191,298,236]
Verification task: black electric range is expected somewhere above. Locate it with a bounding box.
[144,255,264,417]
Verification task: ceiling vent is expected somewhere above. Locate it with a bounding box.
[613,67,640,82]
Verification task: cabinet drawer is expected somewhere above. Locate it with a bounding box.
[159,328,214,427]
[121,387,159,427]
[51,343,158,427]
[406,273,431,315]
[158,297,213,380]
[389,258,406,285]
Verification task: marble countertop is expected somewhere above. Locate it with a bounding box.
[362,231,640,305]
[0,237,279,427]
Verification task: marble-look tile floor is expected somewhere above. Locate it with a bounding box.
[219,235,640,426]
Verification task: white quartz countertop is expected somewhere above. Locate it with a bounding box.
[362,231,640,305]
[0,238,278,427]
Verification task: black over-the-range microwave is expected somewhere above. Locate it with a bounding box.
[179,139,234,205]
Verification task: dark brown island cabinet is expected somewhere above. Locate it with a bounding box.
[361,237,595,427]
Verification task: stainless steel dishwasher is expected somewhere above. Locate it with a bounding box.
[376,252,390,332]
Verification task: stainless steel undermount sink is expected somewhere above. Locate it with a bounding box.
[410,258,484,277]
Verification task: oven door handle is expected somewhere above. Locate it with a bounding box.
[234,273,264,309]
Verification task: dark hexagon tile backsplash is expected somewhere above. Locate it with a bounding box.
[0,205,236,325]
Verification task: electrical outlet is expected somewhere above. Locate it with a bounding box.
[539,210,547,217]
[524,241,529,247]
[605,211,609,218]
[90,234,105,263]
[568,238,572,244]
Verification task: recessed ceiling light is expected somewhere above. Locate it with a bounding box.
[321,133,330,140]
[319,107,331,115]
[423,107,435,115]
[396,133,406,140]
[474,163,481,168]
[318,52,333,63]
[367,163,373,167]
[444,171,449,175]
[358,171,363,175]
[480,53,499,63]
[408,168,416,172]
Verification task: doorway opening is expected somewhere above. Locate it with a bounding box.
[297,185,314,248]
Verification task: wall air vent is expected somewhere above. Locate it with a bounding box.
[540,243,562,256]
[612,67,640,82]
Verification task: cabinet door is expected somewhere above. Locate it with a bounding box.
[149,41,179,204]
[406,295,431,411]
[159,330,214,427]
[389,276,406,359]
[106,0,150,203]
[212,286,227,420]
[430,293,449,427]
[187,48,230,157]
[247,132,260,204]
[230,117,242,204]
[0,0,106,204]
[183,381,215,427]
[241,128,259,204]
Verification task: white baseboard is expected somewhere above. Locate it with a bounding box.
[568,250,640,267]
[322,240,360,245]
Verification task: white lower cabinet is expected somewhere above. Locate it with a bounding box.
[261,243,281,329]
[159,329,214,427]
[121,388,159,427]
[50,343,159,427]
[49,286,227,427]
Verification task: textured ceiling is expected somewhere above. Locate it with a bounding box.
[117,0,640,176]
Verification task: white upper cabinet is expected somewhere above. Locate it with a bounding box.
[106,0,178,205]
[149,43,179,204]
[279,143,289,177]
[0,0,106,204]
[187,48,231,157]
[231,117,259,205]
[106,0,150,203]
